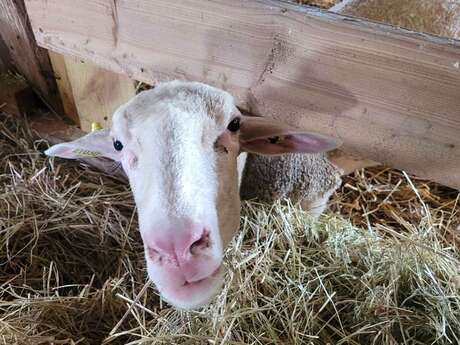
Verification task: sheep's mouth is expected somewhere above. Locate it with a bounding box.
[144,247,225,309]
[151,265,225,309]
[182,266,221,287]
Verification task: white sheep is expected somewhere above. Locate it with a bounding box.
[45,81,339,309]
[241,152,341,217]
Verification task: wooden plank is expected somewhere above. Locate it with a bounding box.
[0,0,63,113]
[47,52,135,129]
[48,51,80,125]
[24,0,460,189]
[327,0,459,175]
[61,56,135,132]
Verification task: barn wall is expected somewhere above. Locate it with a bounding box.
[0,0,63,113]
[23,0,460,189]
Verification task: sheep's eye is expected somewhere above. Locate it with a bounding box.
[113,140,123,151]
[227,117,240,132]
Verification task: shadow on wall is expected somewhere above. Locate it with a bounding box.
[199,3,460,189]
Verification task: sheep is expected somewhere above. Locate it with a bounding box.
[240,153,341,217]
[45,81,339,310]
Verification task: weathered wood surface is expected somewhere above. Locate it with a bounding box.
[329,0,460,178]
[63,56,135,132]
[24,0,460,189]
[49,53,135,131]
[48,51,80,125]
[0,0,62,112]
[327,0,460,175]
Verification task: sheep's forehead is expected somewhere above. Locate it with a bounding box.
[115,82,236,141]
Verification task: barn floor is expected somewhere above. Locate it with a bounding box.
[0,99,459,345]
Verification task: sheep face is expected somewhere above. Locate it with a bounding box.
[111,82,241,309]
[45,81,338,309]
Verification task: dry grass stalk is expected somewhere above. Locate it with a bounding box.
[330,167,460,248]
[0,110,459,344]
[295,0,341,9]
[340,0,460,39]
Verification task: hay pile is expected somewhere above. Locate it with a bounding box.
[1,111,459,345]
[294,0,341,9]
[336,0,460,39]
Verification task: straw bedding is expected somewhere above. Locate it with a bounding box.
[294,0,340,8]
[0,102,459,345]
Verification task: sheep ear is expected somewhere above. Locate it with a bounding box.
[239,116,340,155]
[45,129,121,161]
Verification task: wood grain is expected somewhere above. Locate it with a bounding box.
[328,0,460,175]
[60,56,135,132]
[0,0,62,112]
[48,51,80,125]
[24,0,460,188]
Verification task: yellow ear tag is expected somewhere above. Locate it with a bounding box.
[91,122,103,132]
[72,122,104,157]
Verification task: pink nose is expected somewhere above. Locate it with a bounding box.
[146,223,216,282]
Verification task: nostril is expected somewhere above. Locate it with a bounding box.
[190,229,210,255]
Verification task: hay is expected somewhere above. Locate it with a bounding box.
[1,111,459,345]
[294,0,340,9]
[331,167,460,246]
[338,0,460,39]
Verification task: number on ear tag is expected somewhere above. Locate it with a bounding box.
[72,148,102,157]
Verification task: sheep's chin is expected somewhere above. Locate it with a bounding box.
[146,261,225,310]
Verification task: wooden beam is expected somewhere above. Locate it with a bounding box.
[24,0,460,189]
[48,51,80,125]
[0,0,63,113]
[47,53,135,130]
[328,0,459,175]
[58,56,136,132]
